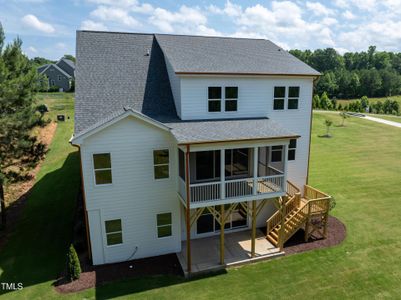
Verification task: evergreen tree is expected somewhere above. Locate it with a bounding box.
[67,244,81,281]
[312,94,320,109]
[0,23,45,228]
[319,92,332,110]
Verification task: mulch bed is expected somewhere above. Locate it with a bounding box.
[284,216,346,255]
[54,253,183,294]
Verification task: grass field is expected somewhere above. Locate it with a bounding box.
[372,114,401,124]
[2,97,401,298]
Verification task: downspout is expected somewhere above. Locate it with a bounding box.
[305,75,320,186]
[71,142,93,264]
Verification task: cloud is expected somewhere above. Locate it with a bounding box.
[342,10,356,20]
[305,2,334,16]
[80,20,108,31]
[148,5,218,35]
[86,0,138,7]
[90,5,140,27]
[26,46,38,53]
[21,14,55,33]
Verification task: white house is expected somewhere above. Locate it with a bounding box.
[71,31,331,273]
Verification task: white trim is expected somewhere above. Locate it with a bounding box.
[104,218,124,247]
[70,108,171,145]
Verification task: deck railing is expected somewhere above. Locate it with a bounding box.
[179,174,285,204]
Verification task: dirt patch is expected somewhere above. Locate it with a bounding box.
[284,216,346,255]
[54,254,183,294]
[0,121,57,249]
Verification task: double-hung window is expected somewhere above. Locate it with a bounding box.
[288,139,297,160]
[93,153,112,185]
[288,87,300,109]
[105,219,123,246]
[208,87,222,112]
[273,87,285,110]
[225,87,238,112]
[157,213,172,238]
[154,149,169,179]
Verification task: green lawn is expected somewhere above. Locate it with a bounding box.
[2,104,401,299]
[371,114,401,124]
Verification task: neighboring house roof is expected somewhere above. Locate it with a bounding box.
[37,64,49,73]
[59,58,75,69]
[167,118,299,144]
[155,34,320,76]
[75,31,178,135]
[39,63,72,78]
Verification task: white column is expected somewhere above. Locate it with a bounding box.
[220,149,225,199]
[253,147,258,195]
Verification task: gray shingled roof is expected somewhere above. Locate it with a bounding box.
[60,58,75,69]
[75,31,177,134]
[155,34,320,75]
[166,118,299,144]
[74,31,317,137]
[39,63,72,78]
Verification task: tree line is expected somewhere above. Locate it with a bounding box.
[290,46,401,99]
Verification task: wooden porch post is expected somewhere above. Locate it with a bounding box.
[185,144,192,273]
[251,200,256,257]
[279,197,285,251]
[253,147,258,195]
[220,204,225,265]
[220,149,225,199]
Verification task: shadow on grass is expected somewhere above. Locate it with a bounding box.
[93,269,227,300]
[0,152,80,296]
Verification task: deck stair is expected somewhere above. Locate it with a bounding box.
[266,181,331,249]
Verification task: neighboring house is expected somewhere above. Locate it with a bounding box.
[71,31,331,273]
[37,58,75,91]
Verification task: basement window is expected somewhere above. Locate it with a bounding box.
[288,87,300,109]
[273,86,285,110]
[154,149,169,179]
[208,87,222,112]
[225,87,238,112]
[288,139,297,161]
[105,219,123,246]
[157,213,172,238]
[93,153,112,185]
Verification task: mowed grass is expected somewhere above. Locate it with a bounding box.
[2,105,401,299]
[0,93,79,299]
[371,114,401,124]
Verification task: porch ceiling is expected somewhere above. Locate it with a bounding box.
[165,118,299,145]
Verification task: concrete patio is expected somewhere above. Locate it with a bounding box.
[177,229,284,276]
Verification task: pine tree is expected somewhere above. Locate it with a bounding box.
[0,23,44,228]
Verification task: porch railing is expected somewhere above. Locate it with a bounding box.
[179,174,285,204]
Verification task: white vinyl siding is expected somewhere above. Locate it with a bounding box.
[81,116,181,264]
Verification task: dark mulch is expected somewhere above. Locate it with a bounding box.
[284,216,346,255]
[54,253,182,294]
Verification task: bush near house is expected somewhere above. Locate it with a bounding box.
[67,244,81,281]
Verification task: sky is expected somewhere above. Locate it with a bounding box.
[1,0,401,60]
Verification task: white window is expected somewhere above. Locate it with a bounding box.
[93,153,112,185]
[288,139,297,161]
[225,87,238,112]
[273,87,285,110]
[208,87,221,112]
[288,87,300,109]
[153,149,169,179]
[50,80,55,86]
[157,213,172,238]
[271,146,283,162]
[105,219,123,245]
[58,75,62,81]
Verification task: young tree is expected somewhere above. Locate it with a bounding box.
[67,244,81,281]
[339,111,349,126]
[324,119,333,137]
[360,96,369,112]
[319,92,332,110]
[0,23,45,228]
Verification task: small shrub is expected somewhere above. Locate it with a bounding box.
[329,197,336,211]
[67,244,81,281]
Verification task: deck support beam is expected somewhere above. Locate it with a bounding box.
[220,204,225,265]
[185,144,191,273]
[278,197,285,251]
[251,200,256,257]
